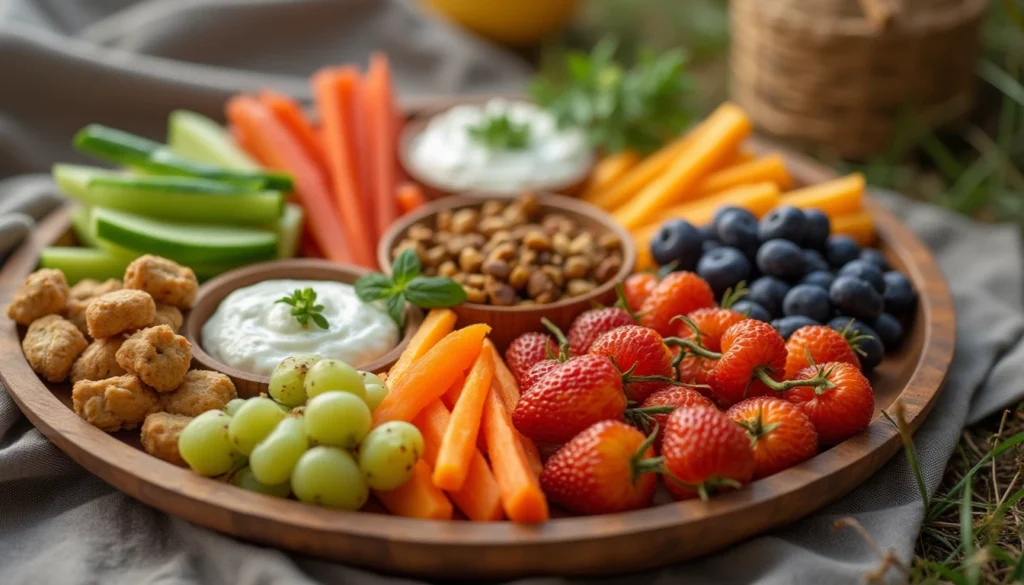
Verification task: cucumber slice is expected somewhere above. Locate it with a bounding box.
[54,164,283,225]
[168,110,259,171]
[273,203,304,259]
[93,207,278,265]
[69,206,97,247]
[39,247,131,284]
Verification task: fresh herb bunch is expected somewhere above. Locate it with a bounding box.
[468,113,531,150]
[355,249,467,327]
[530,37,695,154]
[276,288,329,329]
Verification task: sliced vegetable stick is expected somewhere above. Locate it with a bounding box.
[225,96,353,264]
[352,74,377,242]
[485,340,543,476]
[831,210,876,246]
[372,324,491,425]
[481,381,549,523]
[780,173,865,218]
[614,103,753,229]
[388,309,458,385]
[259,89,328,177]
[374,460,453,520]
[581,150,641,200]
[229,124,269,166]
[441,372,468,411]
[365,53,400,239]
[397,182,427,215]
[414,399,504,521]
[721,148,756,167]
[433,350,495,491]
[694,153,792,197]
[585,132,695,210]
[299,231,325,259]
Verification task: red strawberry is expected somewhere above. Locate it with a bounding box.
[521,358,562,393]
[727,396,818,479]
[589,325,674,402]
[639,271,715,337]
[678,306,746,353]
[505,332,557,384]
[661,406,755,500]
[634,385,715,452]
[673,351,716,387]
[513,355,627,444]
[623,272,658,312]
[784,362,874,445]
[539,420,658,514]
[567,307,635,355]
[784,325,861,378]
[708,319,787,408]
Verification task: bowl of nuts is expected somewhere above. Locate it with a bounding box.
[378,192,636,348]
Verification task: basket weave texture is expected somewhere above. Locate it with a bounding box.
[729,0,989,159]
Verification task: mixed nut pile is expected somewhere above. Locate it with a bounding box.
[392,194,624,305]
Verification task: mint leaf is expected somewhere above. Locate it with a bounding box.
[386,293,406,328]
[405,277,468,308]
[391,249,421,287]
[355,273,394,302]
[276,288,329,329]
[310,313,329,330]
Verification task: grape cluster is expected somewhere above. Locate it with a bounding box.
[178,356,424,510]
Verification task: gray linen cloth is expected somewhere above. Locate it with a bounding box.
[1,2,1021,584]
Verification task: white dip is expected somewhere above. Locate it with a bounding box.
[202,279,399,377]
[407,98,593,194]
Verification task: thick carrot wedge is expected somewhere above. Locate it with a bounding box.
[365,53,400,239]
[832,210,876,245]
[781,173,865,218]
[259,90,328,177]
[581,150,641,200]
[614,103,753,229]
[414,400,504,521]
[433,350,495,491]
[229,124,269,166]
[374,460,453,520]
[388,309,457,385]
[482,381,549,523]
[352,76,377,242]
[694,153,793,197]
[397,182,427,215]
[225,96,353,264]
[442,372,468,410]
[721,148,756,167]
[373,324,491,425]
[585,133,694,210]
[485,340,543,476]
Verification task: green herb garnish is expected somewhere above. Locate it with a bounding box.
[530,37,695,154]
[468,113,531,150]
[276,288,329,329]
[355,249,467,327]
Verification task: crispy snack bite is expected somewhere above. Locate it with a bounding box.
[141,412,192,466]
[86,290,156,339]
[72,374,162,432]
[70,338,127,383]
[7,269,69,326]
[161,370,236,416]
[153,304,184,333]
[124,255,198,309]
[22,315,88,382]
[63,297,91,337]
[69,278,122,301]
[116,325,192,392]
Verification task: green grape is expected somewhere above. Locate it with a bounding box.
[178,410,238,477]
[229,397,287,456]
[249,416,308,485]
[224,398,246,416]
[291,446,369,510]
[269,355,320,407]
[231,465,291,498]
[304,358,365,400]
[358,421,424,490]
[304,391,371,448]
[361,372,388,411]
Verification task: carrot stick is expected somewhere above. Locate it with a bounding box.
[581,150,641,200]
[585,133,695,210]
[481,380,549,523]
[259,90,328,177]
[299,231,325,259]
[312,68,376,267]
[831,210,876,246]
[388,309,457,385]
[721,148,756,167]
[433,350,495,491]
[781,173,865,218]
[229,124,269,166]
[225,95,353,264]
[397,182,427,215]
[694,153,793,197]
[414,400,504,521]
[442,372,468,410]
[352,75,377,242]
[485,341,543,476]
[374,460,453,520]
[373,324,491,425]
[365,53,400,239]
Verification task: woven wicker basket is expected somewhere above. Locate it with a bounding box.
[730,0,989,159]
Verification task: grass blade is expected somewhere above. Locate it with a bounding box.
[978,59,1024,109]
[960,479,982,585]
[927,430,1024,522]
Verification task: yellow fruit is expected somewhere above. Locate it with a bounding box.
[831,211,877,246]
[423,0,581,46]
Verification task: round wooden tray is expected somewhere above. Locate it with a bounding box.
[0,148,954,579]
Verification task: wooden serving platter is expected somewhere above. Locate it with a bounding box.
[0,146,954,579]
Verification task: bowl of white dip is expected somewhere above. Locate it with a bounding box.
[182,259,423,396]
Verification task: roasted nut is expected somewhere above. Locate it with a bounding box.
[393,239,425,261]
[551,254,564,266]
[466,273,486,289]
[523,230,552,251]
[537,251,553,265]
[567,279,597,297]
[438,261,458,278]
[489,242,517,262]
[458,248,484,273]
[599,232,623,251]
[436,209,453,232]
[424,246,447,268]
[517,299,537,307]
[465,233,487,249]
[482,260,511,280]
[542,214,574,235]
[569,232,595,256]
[478,216,508,237]
[527,270,556,300]
[519,249,538,266]
[518,192,540,216]
[502,205,529,226]
[444,235,466,256]
[434,231,452,245]
[542,265,565,288]
[552,232,572,256]
[407,224,433,242]
[481,200,504,217]
[535,291,559,304]
[488,230,514,246]
[452,273,468,285]
[563,256,592,280]
[485,279,517,306]
[463,286,487,304]
[451,209,479,234]
[509,265,531,289]
[595,254,623,282]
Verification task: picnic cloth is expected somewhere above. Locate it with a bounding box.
[1,1,1022,584]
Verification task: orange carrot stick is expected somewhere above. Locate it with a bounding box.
[374,460,453,520]
[581,150,641,200]
[229,124,269,166]
[373,324,491,425]
[299,231,324,259]
[259,90,328,177]
[365,53,400,239]
[352,75,377,241]
[433,350,495,491]
[485,340,543,476]
[397,182,427,215]
[388,309,458,385]
[694,153,793,197]
[225,95,352,264]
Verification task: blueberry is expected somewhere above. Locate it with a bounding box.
[771,315,820,340]
[650,219,704,270]
[758,206,806,243]
[829,276,884,321]
[711,206,749,233]
[702,239,723,253]
[783,284,833,323]
[859,248,889,271]
[829,317,883,370]
[838,260,885,293]
[696,246,751,298]
[733,300,771,322]
[803,249,830,273]
[748,276,791,317]
[698,223,717,242]
[756,239,805,281]
[716,209,760,257]
[882,271,917,317]
[826,235,861,268]
[801,209,831,250]
[872,313,904,352]
[800,270,835,291]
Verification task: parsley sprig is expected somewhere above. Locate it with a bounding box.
[276,288,329,329]
[468,113,531,150]
[355,249,467,327]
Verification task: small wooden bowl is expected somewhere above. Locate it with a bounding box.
[378,194,635,348]
[181,259,423,397]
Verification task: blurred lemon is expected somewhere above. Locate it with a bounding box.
[423,0,582,46]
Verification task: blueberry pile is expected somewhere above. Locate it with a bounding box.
[649,205,918,368]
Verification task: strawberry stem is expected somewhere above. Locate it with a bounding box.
[663,337,722,361]
[719,281,749,310]
[630,425,665,482]
[753,365,836,394]
[614,358,682,388]
[614,283,641,323]
[540,317,572,362]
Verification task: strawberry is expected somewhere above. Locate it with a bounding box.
[623,272,658,313]
[678,307,746,353]
[783,325,861,378]
[589,325,674,402]
[639,271,715,337]
[539,420,658,514]
[513,355,628,444]
[660,406,755,500]
[783,362,874,445]
[673,350,716,388]
[567,307,634,355]
[633,385,715,452]
[521,358,562,393]
[727,396,818,479]
[505,332,557,385]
